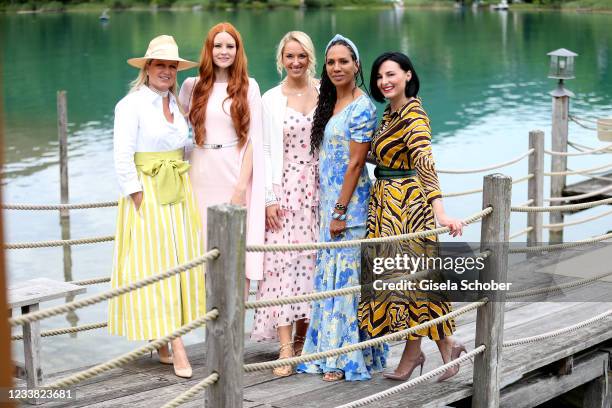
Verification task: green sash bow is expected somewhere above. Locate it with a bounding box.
[134,149,190,205]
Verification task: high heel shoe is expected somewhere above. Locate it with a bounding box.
[293,335,306,356]
[273,342,294,377]
[148,341,173,365]
[383,352,426,381]
[173,363,193,379]
[437,343,468,382]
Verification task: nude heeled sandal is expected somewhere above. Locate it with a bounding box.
[273,342,294,377]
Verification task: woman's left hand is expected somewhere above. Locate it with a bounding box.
[330,219,346,239]
[230,187,247,206]
[437,214,466,238]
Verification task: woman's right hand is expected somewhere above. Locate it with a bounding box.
[131,191,143,211]
[266,204,282,232]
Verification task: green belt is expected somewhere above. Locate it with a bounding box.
[374,165,417,180]
[134,149,190,205]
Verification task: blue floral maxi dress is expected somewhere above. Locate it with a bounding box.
[297,95,388,381]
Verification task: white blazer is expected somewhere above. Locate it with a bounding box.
[262,83,319,205]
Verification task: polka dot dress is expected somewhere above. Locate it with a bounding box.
[251,106,319,341]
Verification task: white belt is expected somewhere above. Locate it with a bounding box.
[201,140,240,149]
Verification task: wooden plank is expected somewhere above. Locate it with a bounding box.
[473,174,512,408]
[500,352,609,408]
[8,278,86,309]
[205,205,246,408]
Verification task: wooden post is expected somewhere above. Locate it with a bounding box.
[549,88,571,244]
[0,63,15,405]
[57,91,75,326]
[57,91,69,219]
[582,366,610,408]
[472,174,511,408]
[204,204,246,408]
[527,130,544,247]
[22,304,43,404]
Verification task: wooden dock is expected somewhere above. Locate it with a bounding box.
[16,296,612,408]
[563,170,612,205]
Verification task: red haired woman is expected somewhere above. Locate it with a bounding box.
[179,23,265,283]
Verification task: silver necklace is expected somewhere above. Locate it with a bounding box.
[148,85,169,98]
[283,80,310,97]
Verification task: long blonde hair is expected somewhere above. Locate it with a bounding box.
[276,31,317,79]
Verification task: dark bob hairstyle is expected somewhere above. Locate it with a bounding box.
[369,52,420,103]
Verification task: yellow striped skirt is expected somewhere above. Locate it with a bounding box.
[108,153,205,341]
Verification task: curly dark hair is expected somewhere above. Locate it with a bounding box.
[310,39,366,154]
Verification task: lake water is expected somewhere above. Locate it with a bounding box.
[2,8,612,372]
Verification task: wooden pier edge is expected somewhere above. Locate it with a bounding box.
[527,130,544,246]
[472,174,512,408]
[204,204,246,408]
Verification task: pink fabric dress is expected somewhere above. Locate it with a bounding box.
[179,78,265,281]
[251,106,319,341]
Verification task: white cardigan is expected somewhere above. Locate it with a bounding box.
[262,83,319,205]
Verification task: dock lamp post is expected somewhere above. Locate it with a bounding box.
[547,48,578,245]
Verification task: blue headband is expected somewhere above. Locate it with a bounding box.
[325,34,360,64]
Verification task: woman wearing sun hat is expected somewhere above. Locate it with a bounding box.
[108,35,203,379]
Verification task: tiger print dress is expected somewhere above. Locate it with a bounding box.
[357,98,455,341]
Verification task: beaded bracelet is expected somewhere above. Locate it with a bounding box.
[331,210,347,221]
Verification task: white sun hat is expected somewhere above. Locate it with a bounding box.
[127,35,198,71]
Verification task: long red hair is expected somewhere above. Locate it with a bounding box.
[189,22,250,146]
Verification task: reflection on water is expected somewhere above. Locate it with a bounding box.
[3,8,612,372]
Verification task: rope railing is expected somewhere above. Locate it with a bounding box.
[246,208,492,253]
[544,162,612,177]
[5,235,115,250]
[545,143,612,156]
[11,321,107,341]
[568,114,598,131]
[545,184,612,203]
[46,309,219,389]
[508,232,612,254]
[442,174,533,198]
[245,265,442,310]
[573,170,612,183]
[243,300,486,372]
[70,277,111,286]
[509,227,532,240]
[1,201,118,210]
[511,197,612,213]
[508,269,612,300]
[436,149,533,174]
[335,346,485,408]
[9,249,220,327]
[503,309,612,347]
[160,373,220,408]
[543,208,612,230]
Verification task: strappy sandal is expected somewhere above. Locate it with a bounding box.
[293,335,306,356]
[322,370,344,382]
[273,342,294,377]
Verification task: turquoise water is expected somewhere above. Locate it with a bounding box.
[2,8,612,371]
